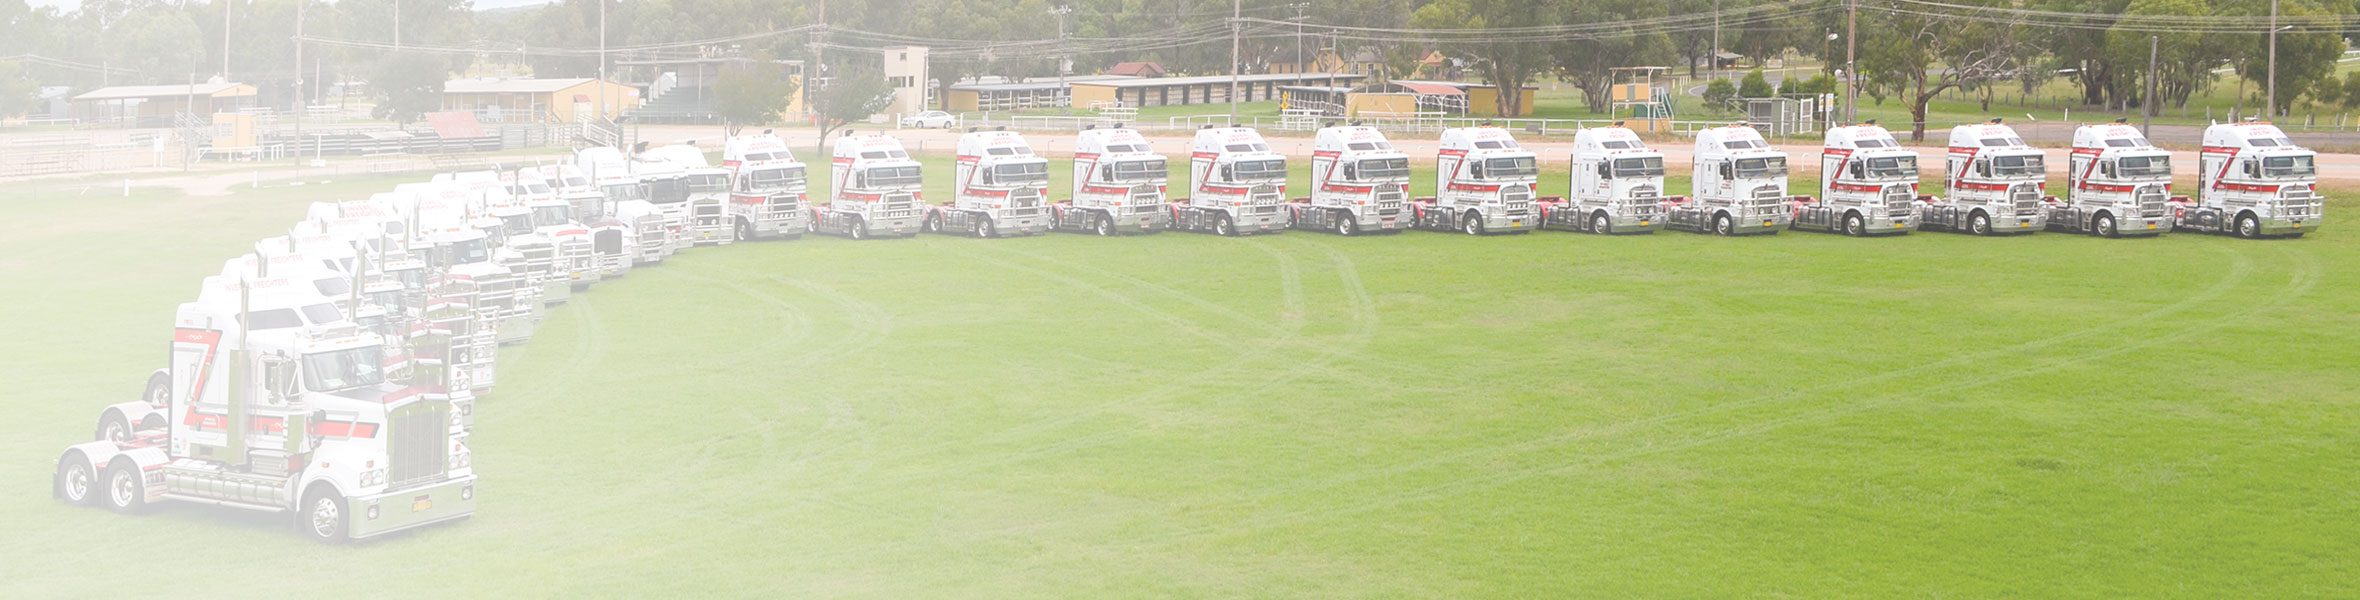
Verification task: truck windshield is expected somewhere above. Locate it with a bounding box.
[2118,155,2170,178]
[1112,159,1166,181]
[1356,158,1410,180]
[1864,156,1917,179]
[1233,159,1286,181]
[314,277,351,298]
[532,205,573,227]
[501,214,534,236]
[603,183,645,202]
[646,179,688,204]
[450,239,489,264]
[1734,157,1788,178]
[864,166,922,187]
[302,346,385,392]
[747,167,805,189]
[2263,155,2316,178]
[1612,157,1664,178]
[1990,154,2043,177]
[993,162,1050,184]
[1485,157,1537,178]
[686,174,728,193]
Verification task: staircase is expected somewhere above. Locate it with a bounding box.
[626,86,719,125]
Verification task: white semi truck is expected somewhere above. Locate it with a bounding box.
[929,128,1051,237]
[1410,125,1539,235]
[638,143,734,247]
[56,276,475,543]
[1919,119,2048,235]
[538,164,634,278]
[2042,121,2174,237]
[721,133,812,241]
[395,183,536,350]
[1793,121,1920,236]
[1667,124,1794,235]
[813,132,925,239]
[574,147,675,265]
[2171,120,2326,238]
[1289,124,1410,236]
[1172,126,1289,236]
[1537,124,1666,234]
[1049,126,1171,235]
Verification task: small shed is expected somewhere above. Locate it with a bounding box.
[70,82,260,125]
[1106,62,1166,78]
[1387,80,1537,117]
[440,78,642,123]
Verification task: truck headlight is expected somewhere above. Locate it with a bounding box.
[361,468,386,487]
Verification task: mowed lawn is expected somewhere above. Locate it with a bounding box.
[1,154,2354,598]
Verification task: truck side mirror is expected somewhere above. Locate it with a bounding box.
[1717,163,1731,179]
[262,356,299,404]
[1848,163,1863,179]
[1221,165,1233,181]
[1976,161,1989,177]
[2242,161,2257,177]
[1471,163,1485,179]
[1344,165,1357,179]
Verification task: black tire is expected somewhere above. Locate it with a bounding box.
[2096,213,2119,238]
[56,455,97,507]
[973,215,995,238]
[846,216,869,240]
[1336,210,1358,236]
[734,218,752,242]
[96,411,130,444]
[1970,212,1992,236]
[102,462,144,514]
[1592,212,1612,235]
[144,372,170,408]
[1713,214,1734,236]
[1462,211,1485,235]
[2236,213,2262,239]
[1092,213,1115,236]
[1844,213,1866,237]
[301,486,350,544]
[922,213,943,233]
[1214,214,1236,237]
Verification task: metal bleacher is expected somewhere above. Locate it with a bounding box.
[625,86,720,125]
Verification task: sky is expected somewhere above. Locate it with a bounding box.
[25,0,556,11]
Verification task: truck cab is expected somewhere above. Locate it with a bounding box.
[1669,124,1794,235]
[1051,126,1172,235]
[56,276,476,543]
[1544,124,1665,234]
[2174,120,2325,238]
[513,167,599,292]
[721,133,812,241]
[1414,125,1539,235]
[1918,119,2048,235]
[815,132,925,239]
[574,147,673,265]
[2046,121,2174,237]
[538,164,633,278]
[1173,126,1289,236]
[931,128,1050,237]
[1290,124,1409,236]
[638,143,734,247]
[395,183,536,351]
[1795,121,1919,236]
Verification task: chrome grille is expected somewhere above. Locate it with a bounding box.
[2278,189,2320,218]
[560,239,592,272]
[1749,186,1784,215]
[2012,184,2043,216]
[767,195,801,217]
[2138,186,2168,218]
[386,401,451,489]
[1883,186,1915,217]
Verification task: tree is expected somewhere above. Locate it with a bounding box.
[1738,68,1773,98]
[1702,78,1736,111]
[809,66,895,152]
[2227,0,2350,116]
[1410,0,1558,116]
[1856,0,2035,140]
[369,53,446,125]
[714,63,800,136]
[2104,0,2224,111]
[1554,0,1677,113]
[0,60,39,118]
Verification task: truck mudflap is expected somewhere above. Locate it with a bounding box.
[2168,197,2318,238]
[1664,196,1788,235]
[1787,197,1915,236]
[1406,198,1535,235]
[348,474,478,540]
[1913,194,2047,235]
[1046,202,1169,235]
[923,205,1050,238]
[1286,199,1407,236]
[1168,201,1287,236]
[1534,197,1660,234]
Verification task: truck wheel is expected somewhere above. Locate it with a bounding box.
[56,455,97,506]
[734,218,753,242]
[103,462,145,514]
[2236,213,2261,239]
[1462,211,1486,235]
[2096,214,2119,238]
[973,216,995,238]
[1713,214,1735,236]
[302,487,350,544]
[145,371,171,408]
[1337,210,1359,236]
[1970,212,1992,236]
[1092,213,1115,236]
[1843,213,1866,237]
[847,216,869,240]
[1214,214,1236,236]
[923,213,943,233]
[96,411,131,443]
[1591,212,1612,235]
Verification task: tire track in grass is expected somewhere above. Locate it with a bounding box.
[1124,245,2319,548]
[991,244,1291,336]
[954,247,1261,353]
[669,263,892,478]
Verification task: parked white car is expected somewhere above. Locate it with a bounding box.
[900,111,956,129]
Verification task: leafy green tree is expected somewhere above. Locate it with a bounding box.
[1856,0,2035,140]
[714,63,800,135]
[104,8,206,80]
[2339,71,2360,111]
[810,66,895,151]
[1410,0,1557,116]
[1739,69,1773,98]
[2105,0,2223,110]
[2226,0,2349,116]
[369,52,446,125]
[1555,0,1677,113]
[0,60,40,118]
[1702,78,1736,110]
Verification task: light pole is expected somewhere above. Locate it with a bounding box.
[1227,0,1241,124]
[1845,0,1857,123]
[1050,5,1072,108]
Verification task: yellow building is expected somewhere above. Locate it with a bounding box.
[70,82,259,126]
[440,78,642,123]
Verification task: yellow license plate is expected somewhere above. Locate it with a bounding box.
[2293,222,2302,228]
[2146,223,2157,229]
[2019,220,2030,226]
[1639,221,1650,226]
[1894,223,1906,228]
[413,500,432,512]
[1512,220,1523,226]
[1762,220,1775,227]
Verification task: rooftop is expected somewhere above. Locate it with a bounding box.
[1071,72,1367,89]
[72,82,251,102]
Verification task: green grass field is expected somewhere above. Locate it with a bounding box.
[2,156,2354,597]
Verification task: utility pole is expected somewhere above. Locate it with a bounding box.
[295,0,304,155]
[1712,0,1721,84]
[1227,0,1241,124]
[1290,3,1309,75]
[599,0,607,122]
[394,0,401,51]
[811,0,827,154]
[222,0,233,78]
[1845,0,1857,123]
[2145,35,2158,136]
[1051,5,1072,108]
[2266,0,2279,119]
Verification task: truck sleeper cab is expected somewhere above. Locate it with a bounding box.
[721,133,812,241]
[1922,119,2048,235]
[1541,124,1666,234]
[1412,126,1539,235]
[1291,124,1410,236]
[2050,120,2174,237]
[1669,124,1794,235]
[640,143,735,247]
[931,128,1051,238]
[2172,120,2325,238]
[1051,126,1173,235]
[1794,121,1920,236]
[815,132,925,239]
[575,146,675,265]
[1172,126,1289,236]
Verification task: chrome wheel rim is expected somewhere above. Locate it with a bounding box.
[64,463,91,501]
[147,383,168,407]
[1593,215,1608,233]
[2241,218,2258,237]
[108,469,135,507]
[103,420,127,443]
[311,497,341,538]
